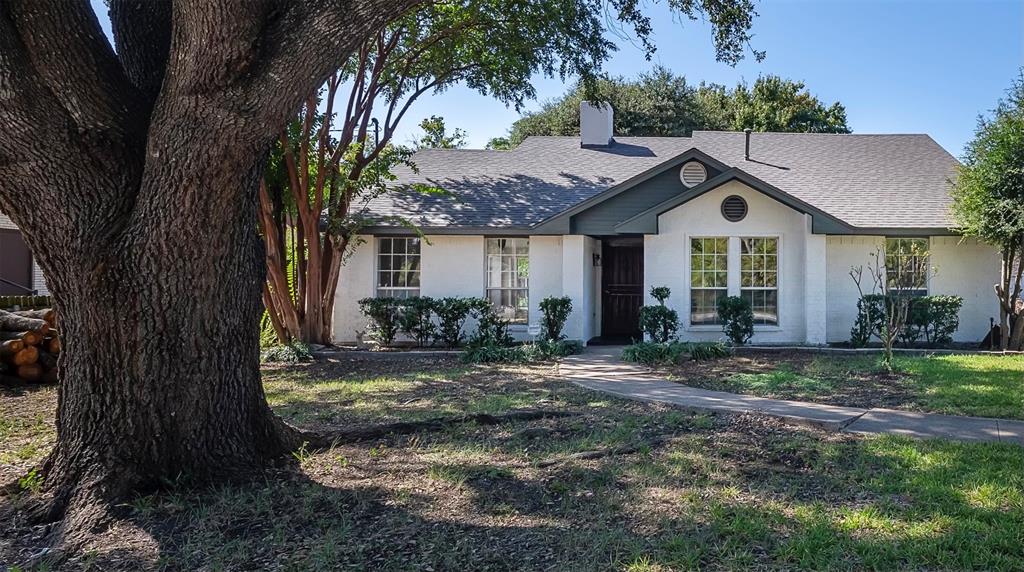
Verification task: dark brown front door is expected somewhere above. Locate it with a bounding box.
[0,229,33,295]
[601,238,643,339]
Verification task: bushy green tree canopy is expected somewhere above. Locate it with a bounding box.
[952,73,1024,249]
[951,71,1024,350]
[414,116,468,149]
[492,67,850,148]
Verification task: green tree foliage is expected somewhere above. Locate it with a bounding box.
[501,67,850,147]
[414,115,468,149]
[951,71,1024,350]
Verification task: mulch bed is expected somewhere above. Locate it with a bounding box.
[662,350,920,410]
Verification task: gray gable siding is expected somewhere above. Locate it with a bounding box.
[571,162,722,235]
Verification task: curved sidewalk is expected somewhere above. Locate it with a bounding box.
[560,346,1024,447]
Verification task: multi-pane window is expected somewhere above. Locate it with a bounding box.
[690,237,728,325]
[886,238,929,296]
[486,238,529,323]
[740,237,779,325]
[377,237,421,298]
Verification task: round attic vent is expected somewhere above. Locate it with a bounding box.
[679,161,707,188]
[721,195,748,222]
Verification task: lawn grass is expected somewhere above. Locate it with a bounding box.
[3,354,1024,570]
[899,354,1024,418]
[666,351,1024,419]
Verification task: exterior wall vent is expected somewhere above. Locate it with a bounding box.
[721,195,748,222]
[680,161,707,188]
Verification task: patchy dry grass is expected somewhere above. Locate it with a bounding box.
[3,353,1024,571]
[0,384,56,484]
[664,351,1024,419]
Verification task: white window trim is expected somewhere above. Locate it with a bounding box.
[684,233,783,331]
[686,235,730,328]
[483,237,530,324]
[739,235,782,327]
[375,236,422,298]
[885,237,931,295]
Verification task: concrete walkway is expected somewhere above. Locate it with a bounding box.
[560,346,1024,447]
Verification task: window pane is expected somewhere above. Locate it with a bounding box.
[393,239,406,254]
[742,289,778,325]
[408,238,421,254]
[691,289,726,325]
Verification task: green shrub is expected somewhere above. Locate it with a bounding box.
[850,294,886,347]
[621,341,729,366]
[433,297,474,348]
[852,294,963,347]
[467,298,514,348]
[717,295,754,345]
[260,341,314,363]
[358,297,403,347]
[538,296,573,341]
[638,286,679,343]
[461,339,582,364]
[685,341,731,361]
[397,296,436,347]
[908,295,964,346]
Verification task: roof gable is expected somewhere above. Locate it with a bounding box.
[530,148,729,234]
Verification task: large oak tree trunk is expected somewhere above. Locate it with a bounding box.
[0,0,425,541]
[40,162,302,522]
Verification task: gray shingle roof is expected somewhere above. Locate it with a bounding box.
[690,131,959,228]
[362,131,958,231]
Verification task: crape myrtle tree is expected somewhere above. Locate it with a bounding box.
[262,0,628,345]
[0,0,762,539]
[849,244,933,372]
[490,68,849,148]
[951,72,1024,351]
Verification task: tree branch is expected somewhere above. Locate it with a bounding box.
[109,0,172,109]
[6,0,139,140]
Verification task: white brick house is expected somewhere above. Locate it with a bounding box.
[334,104,1002,345]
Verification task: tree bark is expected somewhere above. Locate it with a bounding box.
[0,0,426,537]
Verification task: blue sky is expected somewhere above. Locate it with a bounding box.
[89,0,1022,156]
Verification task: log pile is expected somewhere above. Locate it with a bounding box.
[0,308,59,385]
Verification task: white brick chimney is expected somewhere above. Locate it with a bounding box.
[580,101,613,147]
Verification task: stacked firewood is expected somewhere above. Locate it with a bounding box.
[0,308,59,384]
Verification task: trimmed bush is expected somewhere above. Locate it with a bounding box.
[717,295,754,345]
[851,294,964,347]
[461,339,583,364]
[538,296,573,341]
[433,297,474,348]
[467,298,514,348]
[904,295,964,346]
[638,286,679,343]
[358,297,403,347]
[621,341,730,366]
[397,296,436,347]
[260,341,314,363]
